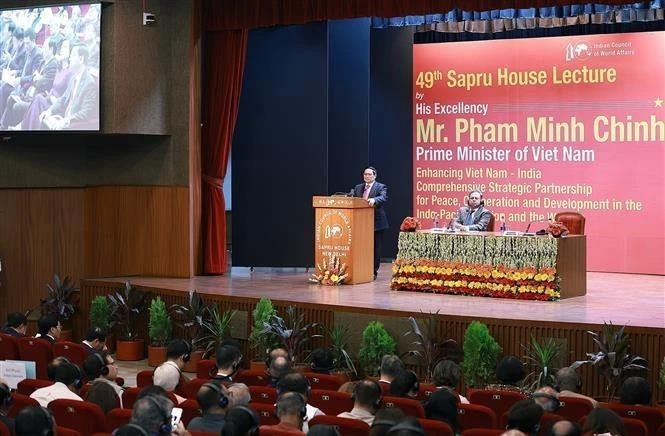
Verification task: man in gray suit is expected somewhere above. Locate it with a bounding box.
[454,190,492,231]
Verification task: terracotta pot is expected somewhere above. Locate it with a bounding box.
[148,346,168,367]
[183,350,205,373]
[116,339,145,361]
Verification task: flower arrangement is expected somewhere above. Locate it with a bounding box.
[400,216,421,232]
[310,253,348,285]
[547,221,569,237]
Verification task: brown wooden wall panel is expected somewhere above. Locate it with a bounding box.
[84,186,190,278]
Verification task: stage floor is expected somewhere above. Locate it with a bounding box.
[91,265,664,329]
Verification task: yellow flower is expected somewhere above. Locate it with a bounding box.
[330,274,339,282]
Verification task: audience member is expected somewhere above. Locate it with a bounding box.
[487,355,525,392]
[501,431,527,436]
[310,347,335,373]
[188,381,231,432]
[505,399,543,436]
[129,393,188,435]
[153,339,190,402]
[338,380,356,394]
[81,327,107,354]
[338,379,382,425]
[432,359,469,403]
[619,376,651,405]
[308,424,341,436]
[378,355,405,392]
[84,380,119,413]
[213,343,243,382]
[370,407,405,436]
[555,367,597,408]
[532,386,561,413]
[389,370,420,398]
[268,355,292,387]
[227,383,251,407]
[267,347,289,366]
[35,314,61,344]
[0,382,15,434]
[277,371,324,432]
[387,417,426,435]
[582,408,625,436]
[259,391,307,435]
[15,406,56,436]
[221,406,259,436]
[82,351,123,406]
[47,356,71,381]
[30,360,83,406]
[548,420,581,436]
[423,389,459,434]
[1,312,27,337]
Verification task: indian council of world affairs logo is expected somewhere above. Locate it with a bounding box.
[315,210,352,245]
[565,41,591,61]
[325,224,343,239]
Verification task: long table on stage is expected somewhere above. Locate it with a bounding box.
[391,231,586,300]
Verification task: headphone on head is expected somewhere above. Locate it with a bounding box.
[38,406,55,436]
[531,391,561,411]
[142,395,172,434]
[120,423,149,436]
[234,405,259,436]
[202,382,229,408]
[56,358,83,390]
[351,379,382,409]
[0,382,12,407]
[275,392,307,422]
[93,353,109,377]
[181,340,192,363]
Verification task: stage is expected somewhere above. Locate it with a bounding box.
[79,266,664,401]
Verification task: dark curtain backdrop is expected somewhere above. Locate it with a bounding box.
[202,30,248,274]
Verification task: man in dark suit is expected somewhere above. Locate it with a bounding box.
[353,166,388,279]
[454,190,492,231]
[36,314,61,344]
[1,312,27,337]
[81,327,107,354]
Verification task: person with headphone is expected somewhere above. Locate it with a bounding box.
[30,359,84,407]
[188,381,248,432]
[153,339,191,403]
[15,406,56,436]
[1,312,27,337]
[124,394,189,436]
[82,351,124,406]
[259,391,308,435]
[81,326,108,354]
[453,189,492,231]
[338,379,383,426]
[554,367,598,408]
[0,382,15,433]
[277,372,324,433]
[212,343,243,383]
[221,406,259,436]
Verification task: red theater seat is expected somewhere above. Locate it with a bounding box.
[309,415,370,436]
[196,359,216,378]
[457,403,497,431]
[382,395,426,418]
[136,369,154,387]
[183,378,208,399]
[554,211,585,235]
[17,378,53,395]
[48,399,106,435]
[7,393,39,418]
[180,399,203,426]
[603,403,665,436]
[0,334,20,360]
[418,418,454,436]
[53,342,88,367]
[55,426,82,436]
[415,383,438,401]
[309,389,353,415]
[249,385,278,404]
[303,372,344,391]
[251,403,280,426]
[105,408,132,432]
[461,430,503,436]
[235,369,269,386]
[556,396,594,422]
[468,389,526,422]
[18,337,54,380]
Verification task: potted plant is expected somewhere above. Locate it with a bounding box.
[248,297,279,369]
[195,305,237,359]
[461,321,501,388]
[358,321,396,377]
[90,295,115,352]
[572,321,647,400]
[402,312,458,382]
[326,325,357,378]
[107,281,150,361]
[148,297,172,366]
[521,335,562,391]
[261,306,322,365]
[170,290,210,372]
[40,274,79,341]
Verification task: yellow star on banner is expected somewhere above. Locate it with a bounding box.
[655,97,663,107]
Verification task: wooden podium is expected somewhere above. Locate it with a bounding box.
[312,196,374,284]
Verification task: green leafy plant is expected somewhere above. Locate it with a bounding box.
[358,321,397,376]
[195,305,237,358]
[327,325,357,376]
[40,274,79,321]
[572,321,648,396]
[107,281,151,341]
[261,306,322,363]
[461,321,501,387]
[148,297,172,347]
[248,297,279,361]
[522,335,562,391]
[90,296,110,331]
[402,312,458,382]
[169,290,210,349]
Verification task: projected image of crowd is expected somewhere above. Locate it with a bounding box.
[0,3,100,132]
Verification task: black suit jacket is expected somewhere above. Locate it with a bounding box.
[353,181,389,231]
[0,327,24,338]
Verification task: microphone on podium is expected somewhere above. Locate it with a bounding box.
[525,218,550,234]
[349,188,355,197]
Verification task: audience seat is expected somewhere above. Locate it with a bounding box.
[656,422,665,436]
[308,389,353,416]
[500,411,563,436]
[180,399,202,427]
[250,403,280,426]
[183,378,208,399]
[382,395,426,418]
[468,389,526,422]
[53,342,88,367]
[309,415,370,436]
[18,337,54,380]
[17,378,53,395]
[621,417,649,436]
[457,403,497,431]
[461,429,503,436]
[136,369,154,388]
[121,387,178,409]
[55,427,82,436]
[105,408,132,432]
[249,385,278,404]
[556,396,594,422]
[48,399,106,435]
[0,420,10,436]
[554,211,585,235]
[196,359,216,379]
[0,334,20,360]
[603,403,665,436]
[235,369,269,386]
[303,372,344,391]
[7,393,39,418]
[418,418,454,436]
[415,383,437,401]
[487,213,496,232]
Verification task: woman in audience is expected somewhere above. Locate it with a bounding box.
[389,370,420,398]
[619,376,651,405]
[423,389,460,435]
[432,360,469,404]
[485,355,526,392]
[221,406,260,436]
[370,408,405,436]
[85,380,119,413]
[582,408,625,436]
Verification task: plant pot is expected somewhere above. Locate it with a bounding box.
[183,350,205,373]
[116,339,145,361]
[148,346,168,367]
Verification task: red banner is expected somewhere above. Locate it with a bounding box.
[413,32,664,274]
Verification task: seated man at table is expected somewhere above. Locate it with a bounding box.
[454,190,492,231]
